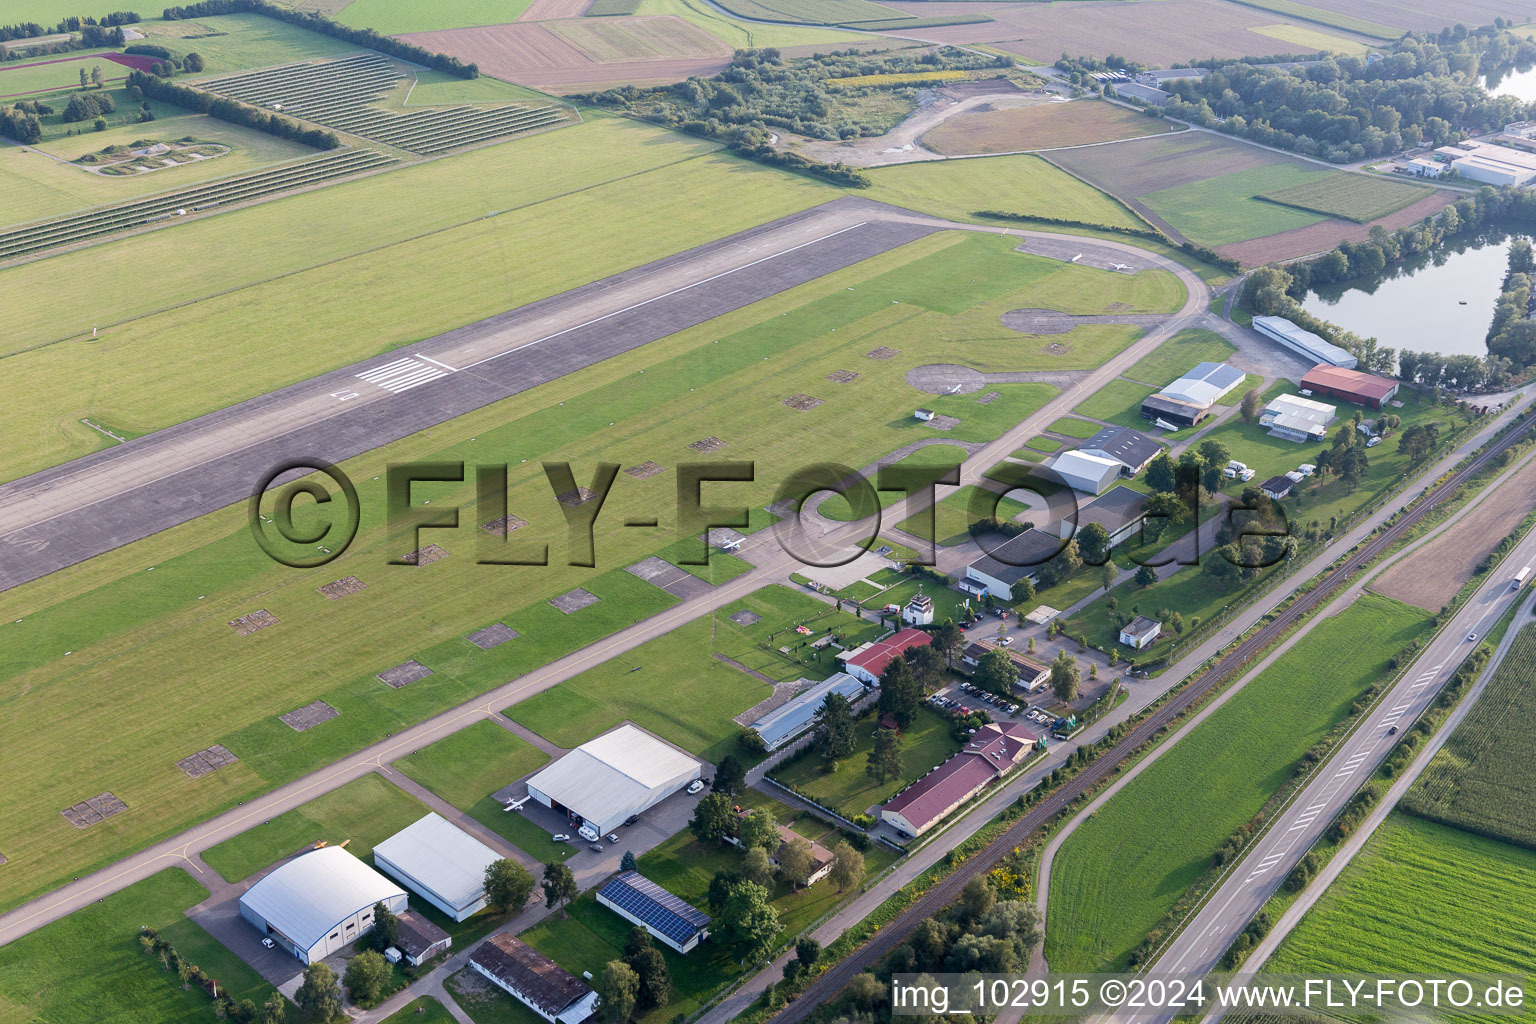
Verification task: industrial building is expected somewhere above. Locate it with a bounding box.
[1060,484,1148,547]
[749,672,866,751]
[469,934,600,1024]
[1438,140,1536,186]
[960,528,1062,601]
[1079,425,1163,476]
[838,627,934,685]
[1299,364,1399,408]
[238,847,407,965]
[1050,449,1123,494]
[525,724,702,834]
[1115,82,1170,105]
[1252,316,1357,369]
[373,812,501,922]
[1141,361,1246,427]
[881,722,1042,836]
[1261,393,1337,442]
[393,911,451,968]
[596,871,712,954]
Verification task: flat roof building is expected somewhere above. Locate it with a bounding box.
[1252,316,1357,369]
[750,673,866,751]
[238,847,407,965]
[960,528,1062,602]
[960,641,1050,692]
[1051,449,1122,495]
[469,934,600,1024]
[1119,616,1161,650]
[1080,425,1163,476]
[374,812,502,922]
[1261,393,1337,442]
[525,725,702,835]
[596,871,712,954]
[881,721,1041,836]
[1450,141,1536,186]
[1116,82,1170,105]
[1300,364,1399,408]
[1061,484,1148,547]
[838,628,934,685]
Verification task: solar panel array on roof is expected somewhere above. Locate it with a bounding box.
[597,872,710,945]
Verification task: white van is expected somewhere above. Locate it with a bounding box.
[578,823,600,842]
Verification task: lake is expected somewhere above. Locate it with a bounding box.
[1484,66,1536,103]
[1299,231,1527,358]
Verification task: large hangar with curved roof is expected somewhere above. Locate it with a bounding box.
[238,846,407,964]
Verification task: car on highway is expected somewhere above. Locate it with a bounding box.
[686,780,705,795]
[552,833,570,842]
[1467,632,1478,642]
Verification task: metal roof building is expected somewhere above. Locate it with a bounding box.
[1261,393,1337,442]
[1252,316,1357,369]
[525,724,702,834]
[1080,425,1163,476]
[238,847,407,965]
[838,628,934,685]
[373,812,502,922]
[1051,450,1122,495]
[881,722,1041,836]
[750,672,866,751]
[596,871,712,953]
[1299,364,1400,408]
[961,528,1062,602]
[1141,362,1246,428]
[469,934,600,1024]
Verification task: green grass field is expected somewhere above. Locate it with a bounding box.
[1047,416,1101,439]
[383,997,459,1024]
[899,484,1035,546]
[331,0,535,33]
[141,12,359,72]
[201,773,430,883]
[1257,172,1431,223]
[817,442,972,523]
[0,868,272,1024]
[394,719,550,809]
[865,153,1146,230]
[1268,815,1536,1018]
[1250,21,1372,55]
[1070,377,1156,430]
[0,50,133,95]
[1141,164,1333,247]
[1402,624,1536,849]
[1063,559,1243,665]
[1122,328,1237,386]
[772,706,961,818]
[1046,594,1430,972]
[1024,435,1063,452]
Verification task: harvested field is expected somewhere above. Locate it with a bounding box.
[878,0,1379,64]
[1371,454,1536,612]
[922,99,1176,155]
[521,0,593,18]
[1285,0,1533,34]
[1218,189,1455,265]
[401,18,733,92]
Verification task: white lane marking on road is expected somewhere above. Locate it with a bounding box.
[416,353,458,372]
[356,356,449,393]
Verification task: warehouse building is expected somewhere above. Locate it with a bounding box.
[881,722,1041,837]
[373,812,501,922]
[469,934,600,1024]
[1299,364,1399,408]
[596,871,712,954]
[1140,361,1246,428]
[749,673,866,751]
[959,528,1062,601]
[1252,316,1357,369]
[525,725,702,834]
[1261,393,1337,442]
[1079,425,1163,476]
[1061,484,1148,547]
[838,627,934,685]
[238,847,407,965]
[1447,140,1536,186]
[1050,449,1122,494]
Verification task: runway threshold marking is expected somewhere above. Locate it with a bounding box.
[355,355,451,394]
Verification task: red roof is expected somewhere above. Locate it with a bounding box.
[883,722,1039,831]
[842,627,933,679]
[1300,365,1397,403]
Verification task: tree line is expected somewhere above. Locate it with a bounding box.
[0,11,137,42]
[126,69,341,148]
[160,0,478,78]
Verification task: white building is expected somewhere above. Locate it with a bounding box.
[1051,450,1122,495]
[1447,140,1536,186]
[901,591,935,626]
[596,871,712,953]
[960,528,1061,601]
[1407,157,1444,178]
[1252,316,1357,369]
[238,847,407,965]
[373,813,502,922]
[749,673,866,751]
[1261,393,1337,442]
[469,934,600,1024]
[525,724,702,834]
[1118,616,1161,650]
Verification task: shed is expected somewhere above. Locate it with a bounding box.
[1118,616,1161,650]
[596,871,712,953]
[469,934,600,1024]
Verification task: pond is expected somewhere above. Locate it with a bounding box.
[1483,65,1536,104]
[1299,230,1531,358]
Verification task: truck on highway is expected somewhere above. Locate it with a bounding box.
[1515,566,1531,590]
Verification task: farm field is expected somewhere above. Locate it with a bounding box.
[1401,625,1536,849]
[0,868,273,1024]
[921,99,1177,156]
[633,0,869,47]
[707,0,907,24]
[138,12,360,71]
[773,706,962,818]
[1141,164,1331,248]
[332,0,537,33]
[1257,172,1432,223]
[1295,0,1520,33]
[0,50,147,95]
[1046,594,1430,972]
[1248,20,1372,54]
[1224,0,1399,39]
[1268,815,1536,1014]
[1123,327,1237,385]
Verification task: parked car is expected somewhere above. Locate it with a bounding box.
[686,779,705,795]
[588,842,604,852]
[1366,436,1382,447]
[999,636,1014,647]
[623,815,640,827]
[607,833,620,844]
[261,938,275,950]
[552,833,571,843]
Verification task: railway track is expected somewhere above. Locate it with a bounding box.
[769,411,1535,1024]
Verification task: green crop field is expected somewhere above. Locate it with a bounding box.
[865,153,1146,230]
[1071,377,1156,430]
[1122,328,1237,386]
[1402,625,1536,849]
[201,772,430,882]
[1047,594,1431,972]
[1257,172,1431,223]
[139,13,359,72]
[0,868,271,1024]
[772,705,961,818]
[330,0,535,34]
[1269,815,1536,1017]
[1141,164,1334,247]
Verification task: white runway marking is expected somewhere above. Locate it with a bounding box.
[356,356,450,393]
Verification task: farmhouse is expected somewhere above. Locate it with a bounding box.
[1299,364,1399,408]
[596,871,712,954]
[373,812,501,922]
[749,673,866,751]
[469,934,600,1024]
[525,724,702,834]
[1141,361,1245,428]
[393,911,451,968]
[1061,484,1148,547]
[1261,393,1337,442]
[1050,449,1122,495]
[1079,425,1162,476]
[771,823,835,886]
[960,641,1050,692]
[881,721,1041,836]
[960,528,1062,601]
[838,627,934,685]
[1252,316,1357,369]
[1261,475,1295,500]
[238,847,407,965]
[1118,616,1161,650]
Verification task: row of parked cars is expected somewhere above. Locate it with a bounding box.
[930,680,1021,716]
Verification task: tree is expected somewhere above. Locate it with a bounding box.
[877,655,921,729]
[1077,522,1111,565]
[1142,491,1185,543]
[737,808,779,853]
[627,944,671,1011]
[1135,563,1157,586]
[344,950,392,1006]
[371,900,399,952]
[1050,650,1080,702]
[961,876,996,921]
[1145,452,1176,493]
[713,755,746,796]
[599,960,639,1023]
[295,963,342,1022]
[80,66,88,89]
[786,935,822,982]
[259,991,285,1024]
[813,691,856,761]
[742,845,776,887]
[829,841,864,892]
[1099,561,1117,594]
[620,850,638,872]
[906,643,944,691]
[706,869,744,914]
[1240,388,1262,424]
[933,619,964,666]
[719,881,780,964]
[484,858,535,915]
[973,647,1019,696]
[778,837,815,889]
[91,65,104,88]
[866,727,903,784]
[183,51,204,72]
[689,793,737,845]
[543,861,578,916]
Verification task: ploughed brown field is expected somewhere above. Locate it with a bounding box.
[1298,0,1536,33]
[400,16,733,92]
[519,0,594,20]
[921,99,1178,156]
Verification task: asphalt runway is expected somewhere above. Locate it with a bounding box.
[0,197,937,592]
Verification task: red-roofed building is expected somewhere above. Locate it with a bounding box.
[1299,365,1399,408]
[880,721,1041,837]
[837,627,933,685]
